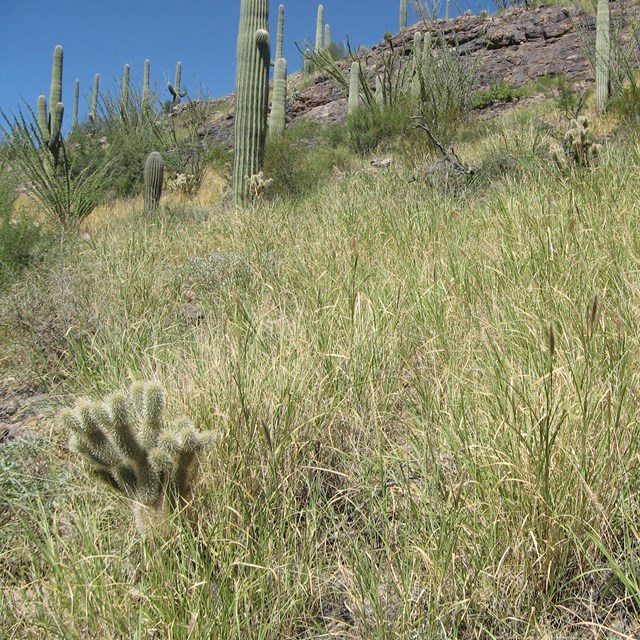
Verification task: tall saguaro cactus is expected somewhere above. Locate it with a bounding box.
[315,4,324,51]
[269,57,287,139]
[89,73,100,123]
[233,0,270,204]
[121,64,130,120]
[275,4,285,62]
[37,45,64,163]
[143,59,151,109]
[348,62,360,114]
[595,0,610,114]
[72,79,79,131]
[168,61,187,106]
[400,0,407,31]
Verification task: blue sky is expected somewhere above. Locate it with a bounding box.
[1,0,489,130]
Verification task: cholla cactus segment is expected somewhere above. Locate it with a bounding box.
[552,116,602,169]
[245,171,273,198]
[61,381,215,532]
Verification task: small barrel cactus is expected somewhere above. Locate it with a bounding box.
[60,381,215,535]
[144,151,164,211]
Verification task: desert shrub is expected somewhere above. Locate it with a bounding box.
[472,80,527,109]
[0,161,43,285]
[263,122,353,197]
[2,243,97,378]
[347,101,413,156]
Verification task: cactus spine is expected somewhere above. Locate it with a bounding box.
[275,4,285,62]
[595,0,610,114]
[37,45,64,163]
[232,0,270,204]
[315,4,324,51]
[72,79,79,131]
[348,62,360,114]
[60,381,214,535]
[269,57,287,139]
[144,151,164,211]
[400,0,407,31]
[89,73,100,123]
[168,61,187,106]
[143,59,151,109]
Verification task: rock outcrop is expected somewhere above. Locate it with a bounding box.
[198,1,639,144]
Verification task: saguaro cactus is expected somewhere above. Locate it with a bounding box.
[89,73,100,123]
[37,45,64,163]
[400,0,407,31]
[60,381,215,535]
[269,57,287,139]
[142,59,151,109]
[232,0,270,204]
[325,24,331,50]
[275,4,285,62]
[72,79,79,131]
[120,64,130,120]
[348,62,360,114]
[315,4,324,51]
[168,61,187,106]
[144,151,164,211]
[595,0,610,114]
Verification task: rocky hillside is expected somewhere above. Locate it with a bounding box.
[198,1,639,147]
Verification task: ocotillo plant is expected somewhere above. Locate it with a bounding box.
[142,59,151,109]
[315,4,324,51]
[72,79,79,131]
[168,61,187,107]
[120,64,130,120]
[233,0,270,204]
[275,4,285,62]
[595,0,610,114]
[60,381,215,535]
[37,45,64,163]
[144,151,164,211]
[348,62,361,114]
[400,0,407,31]
[89,73,100,123]
[269,57,287,139]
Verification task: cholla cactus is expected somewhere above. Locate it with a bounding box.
[245,170,273,198]
[60,381,215,534]
[550,116,602,170]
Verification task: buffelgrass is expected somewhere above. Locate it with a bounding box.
[2,105,640,637]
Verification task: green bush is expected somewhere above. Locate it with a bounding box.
[263,122,353,198]
[347,101,412,156]
[472,81,527,109]
[0,161,43,285]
